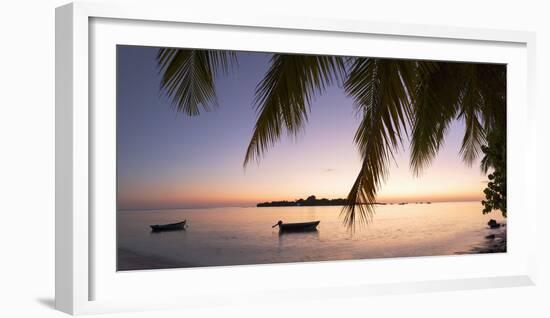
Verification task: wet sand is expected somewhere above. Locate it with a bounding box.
[117,248,197,271]
[457,225,507,254]
[118,223,507,271]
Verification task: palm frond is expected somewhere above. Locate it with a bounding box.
[157,48,237,116]
[409,62,462,174]
[341,58,415,229]
[457,65,487,165]
[470,64,506,172]
[243,54,346,166]
[475,64,507,132]
[155,47,508,228]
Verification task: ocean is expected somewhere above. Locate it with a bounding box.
[117,201,506,270]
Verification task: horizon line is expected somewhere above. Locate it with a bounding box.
[117,198,483,212]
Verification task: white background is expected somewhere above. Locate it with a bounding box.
[0,0,548,317]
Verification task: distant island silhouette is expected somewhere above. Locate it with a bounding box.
[257,195,394,207]
[257,195,433,207]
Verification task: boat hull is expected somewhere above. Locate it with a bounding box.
[150,221,186,232]
[278,221,320,233]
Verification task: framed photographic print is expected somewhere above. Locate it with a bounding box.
[55,1,537,315]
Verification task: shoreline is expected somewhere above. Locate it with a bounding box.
[118,225,507,271]
[117,248,197,271]
[457,225,507,254]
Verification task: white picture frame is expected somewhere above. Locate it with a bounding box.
[55,1,537,315]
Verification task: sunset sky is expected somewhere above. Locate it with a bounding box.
[117,46,487,210]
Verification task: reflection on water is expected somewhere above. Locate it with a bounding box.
[117,201,506,270]
[149,229,187,236]
[277,230,319,249]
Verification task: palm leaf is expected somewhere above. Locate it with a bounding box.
[157,48,237,116]
[475,64,507,132]
[243,54,346,166]
[409,62,462,174]
[155,47,508,228]
[456,65,487,164]
[410,62,505,172]
[341,58,416,229]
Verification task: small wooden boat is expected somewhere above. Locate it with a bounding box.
[272,220,320,232]
[150,220,186,232]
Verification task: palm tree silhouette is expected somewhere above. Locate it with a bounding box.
[157,48,506,228]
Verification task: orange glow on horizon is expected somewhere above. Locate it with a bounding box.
[117,148,488,209]
[117,176,487,209]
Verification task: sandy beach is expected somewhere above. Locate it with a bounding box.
[117,248,196,271]
[119,227,507,271]
[457,224,507,254]
[117,217,507,271]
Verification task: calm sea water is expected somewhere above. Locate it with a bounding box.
[117,201,506,270]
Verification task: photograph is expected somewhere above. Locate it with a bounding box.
[116,45,507,271]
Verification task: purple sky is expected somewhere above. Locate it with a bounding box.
[117,45,486,209]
